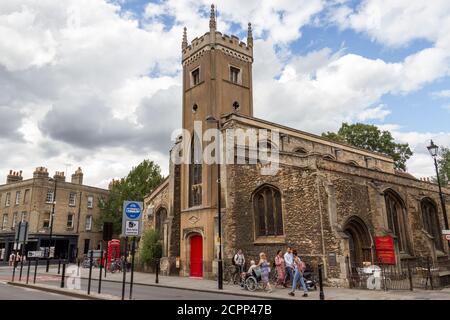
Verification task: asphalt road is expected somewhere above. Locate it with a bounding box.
[0,281,76,300]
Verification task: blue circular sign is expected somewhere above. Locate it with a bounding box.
[125,202,141,219]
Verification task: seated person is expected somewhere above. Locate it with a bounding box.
[241,260,258,287]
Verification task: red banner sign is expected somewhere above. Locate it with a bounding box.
[375,236,396,265]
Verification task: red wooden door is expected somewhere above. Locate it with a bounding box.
[190,235,203,277]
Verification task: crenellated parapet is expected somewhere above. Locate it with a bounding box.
[181,4,253,66]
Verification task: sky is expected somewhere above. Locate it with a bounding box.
[0,0,450,188]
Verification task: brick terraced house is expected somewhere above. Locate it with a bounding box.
[0,167,109,263]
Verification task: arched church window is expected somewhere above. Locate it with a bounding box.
[189,132,202,207]
[253,185,283,237]
[384,190,410,254]
[294,147,307,155]
[348,160,359,167]
[421,198,443,251]
[155,207,167,240]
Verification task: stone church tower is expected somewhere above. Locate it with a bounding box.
[178,5,254,277]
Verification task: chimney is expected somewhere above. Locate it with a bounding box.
[6,170,23,184]
[33,167,49,179]
[53,171,66,183]
[71,167,83,185]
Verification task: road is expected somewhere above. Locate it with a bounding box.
[0,281,76,300]
[0,267,263,300]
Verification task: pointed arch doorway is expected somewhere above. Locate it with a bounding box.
[344,217,373,266]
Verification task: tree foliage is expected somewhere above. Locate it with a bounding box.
[434,146,450,185]
[139,229,163,267]
[322,123,413,171]
[97,160,164,235]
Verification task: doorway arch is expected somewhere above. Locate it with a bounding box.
[189,234,203,277]
[344,217,373,266]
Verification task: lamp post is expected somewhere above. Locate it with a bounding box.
[206,115,223,290]
[46,178,57,272]
[427,140,450,249]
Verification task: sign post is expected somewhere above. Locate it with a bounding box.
[121,201,143,300]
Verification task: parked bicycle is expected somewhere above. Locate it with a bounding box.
[109,258,122,273]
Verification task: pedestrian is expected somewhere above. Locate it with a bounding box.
[233,249,245,274]
[274,250,285,288]
[288,250,308,297]
[257,252,273,293]
[284,246,294,285]
[9,252,15,267]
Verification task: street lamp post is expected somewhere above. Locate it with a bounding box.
[206,115,223,290]
[427,140,450,250]
[46,178,57,272]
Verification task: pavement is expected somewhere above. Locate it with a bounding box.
[1,265,450,300]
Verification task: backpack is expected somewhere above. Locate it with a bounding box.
[231,254,236,265]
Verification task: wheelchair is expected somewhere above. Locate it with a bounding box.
[244,268,263,292]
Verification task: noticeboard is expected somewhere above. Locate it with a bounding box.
[375,235,396,265]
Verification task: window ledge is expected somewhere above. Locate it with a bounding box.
[253,236,286,245]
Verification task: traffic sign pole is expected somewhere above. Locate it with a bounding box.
[121,237,128,300]
[129,237,136,300]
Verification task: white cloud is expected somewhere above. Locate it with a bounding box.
[1,0,450,188]
[432,89,450,99]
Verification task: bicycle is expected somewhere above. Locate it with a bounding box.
[223,265,241,285]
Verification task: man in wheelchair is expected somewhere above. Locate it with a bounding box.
[240,260,262,291]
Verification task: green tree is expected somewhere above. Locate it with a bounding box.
[433,146,450,185]
[139,229,163,268]
[322,123,413,171]
[97,160,164,235]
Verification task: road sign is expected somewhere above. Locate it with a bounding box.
[27,251,44,258]
[442,229,450,235]
[125,220,139,236]
[122,201,143,237]
[445,234,450,241]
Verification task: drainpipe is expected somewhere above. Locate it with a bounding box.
[315,175,328,279]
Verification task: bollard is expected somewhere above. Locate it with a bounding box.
[318,264,325,300]
[26,259,31,284]
[11,260,17,282]
[155,258,159,284]
[58,259,61,274]
[19,258,24,282]
[60,263,66,288]
[98,244,104,294]
[407,260,413,291]
[87,250,93,295]
[33,258,38,284]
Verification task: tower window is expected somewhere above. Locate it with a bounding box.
[230,66,240,84]
[191,68,200,86]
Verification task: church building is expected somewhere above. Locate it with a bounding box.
[141,5,450,286]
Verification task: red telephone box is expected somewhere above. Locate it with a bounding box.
[103,239,120,269]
